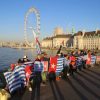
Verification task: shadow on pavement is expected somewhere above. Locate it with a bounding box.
[49,81,58,100]
[86,68,100,76]
[72,75,100,100]
[82,70,100,82]
[53,81,65,100]
[10,88,26,100]
[31,81,40,100]
[64,78,88,100]
[77,72,100,88]
[49,80,65,100]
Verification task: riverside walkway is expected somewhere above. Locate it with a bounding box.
[10,66,100,100]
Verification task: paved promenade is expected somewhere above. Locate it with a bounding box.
[11,66,100,100]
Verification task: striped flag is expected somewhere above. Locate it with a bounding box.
[76,56,82,67]
[4,71,21,93]
[4,66,26,93]
[41,61,48,72]
[32,29,41,55]
[34,61,43,72]
[14,66,26,85]
[36,37,41,54]
[56,57,64,73]
[91,55,96,64]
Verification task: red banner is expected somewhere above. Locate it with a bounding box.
[42,61,48,72]
[49,56,57,72]
[25,65,32,81]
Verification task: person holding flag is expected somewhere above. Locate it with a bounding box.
[56,53,64,81]
[48,56,57,81]
[63,55,70,78]
[86,50,91,68]
[30,54,43,100]
[69,51,77,75]
[41,52,49,86]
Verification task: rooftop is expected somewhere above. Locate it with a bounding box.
[53,34,72,38]
[74,30,100,37]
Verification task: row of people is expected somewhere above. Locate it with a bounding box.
[1,50,96,99]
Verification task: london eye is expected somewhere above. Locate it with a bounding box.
[24,7,40,47]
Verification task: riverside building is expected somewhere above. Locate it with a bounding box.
[42,28,100,50]
[73,30,100,50]
[41,27,73,48]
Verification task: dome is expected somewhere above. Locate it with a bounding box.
[54,27,63,36]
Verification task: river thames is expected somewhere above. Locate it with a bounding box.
[0,47,60,70]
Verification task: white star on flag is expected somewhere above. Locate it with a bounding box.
[26,72,30,77]
[44,65,46,68]
[51,63,55,68]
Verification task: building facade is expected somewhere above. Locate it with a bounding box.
[42,27,100,50]
[41,37,53,48]
[41,27,73,48]
[74,30,100,50]
[53,34,72,48]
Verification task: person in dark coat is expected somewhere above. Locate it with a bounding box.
[30,54,42,100]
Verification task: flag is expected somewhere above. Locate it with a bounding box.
[36,37,41,54]
[86,55,91,65]
[4,66,26,93]
[56,57,64,73]
[70,56,76,69]
[32,29,41,55]
[91,55,96,64]
[25,65,32,81]
[76,57,82,67]
[14,66,26,85]
[34,61,43,72]
[49,57,57,73]
[4,71,21,93]
[41,61,48,72]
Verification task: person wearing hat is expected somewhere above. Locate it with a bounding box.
[22,55,30,63]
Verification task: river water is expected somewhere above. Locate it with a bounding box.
[0,47,59,70]
[1,47,99,71]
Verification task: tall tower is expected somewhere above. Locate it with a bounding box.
[71,26,75,35]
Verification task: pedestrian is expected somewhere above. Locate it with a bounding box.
[30,54,42,100]
[86,50,91,68]
[41,52,49,86]
[63,55,70,78]
[22,56,30,63]
[56,53,64,81]
[69,51,77,75]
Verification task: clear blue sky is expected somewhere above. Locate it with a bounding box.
[0,0,100,41]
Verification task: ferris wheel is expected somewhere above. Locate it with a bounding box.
[24,7,40,47]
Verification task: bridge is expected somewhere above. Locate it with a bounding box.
[10,66,100,100]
